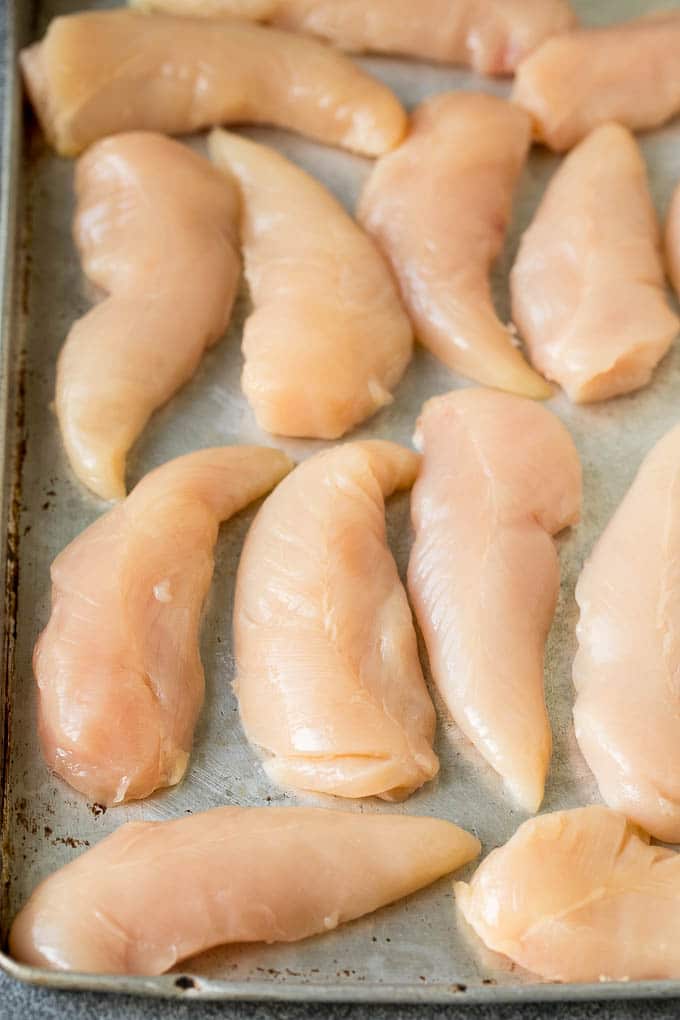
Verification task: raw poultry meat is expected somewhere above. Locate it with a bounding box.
[33,446,292,806]
[234,440,439,800]
[134,0,278,11]
[21,9,406,157]
[130,0,576,76]
[408,389,581,812]
[56,132,241,501]
[664,179,680,300]
[209,130,413,439]
[11,805,480,974]
[456,806,680,982]
[358,93,550,399]
[574,424,680,842]
[512,123,679,402]
[512,12,680,152]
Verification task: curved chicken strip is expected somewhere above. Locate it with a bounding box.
[234,441,439,800]
[20,10,406,158]
[512,12,680,152]
[456,807,680,982]
[358,93,550,399]
[574,425,680,843]
[34,446,292,807]
[57,133,240,502]
[130,0,576,76]
[408,390,581,812]
[664,181,680,299]
[512,124,679,403]
[209,130,413,439]
[11,805,480,975]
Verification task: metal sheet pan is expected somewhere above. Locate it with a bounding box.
[2,0,680,1003]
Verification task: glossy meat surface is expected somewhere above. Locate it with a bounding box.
[34,447,292,806]
[512,123,679,403]
[131,0,576,75]
[209,130,412,439]
[234,441,439,800]
[358,93,550,399]
[574,424,680,842]
[456,807,680,982]
[11,805,480,975]
[408,389,581,811]
[20,9,406,157]
[512,12,680,152]
[56,132,241,501]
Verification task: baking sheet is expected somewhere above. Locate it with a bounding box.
[2,0,680,1003]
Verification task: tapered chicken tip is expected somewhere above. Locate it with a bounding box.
[209,130,413,440]
[20,10,406,157]
[512,123,679,403]
[11,806,480,974]
[34,446,292,806]
[358,92,550,399]
[56,132,241,501]
[353,439,421,493]
[234,440,439,801]
[408,388,581,812]
[456,806,680,983]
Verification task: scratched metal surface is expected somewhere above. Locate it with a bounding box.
[1,0,680,1005]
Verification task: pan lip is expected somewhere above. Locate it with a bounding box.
[2,951,680,1004]
[0,0,25,973]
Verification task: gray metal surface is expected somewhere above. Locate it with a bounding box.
[4,979,680,1020]
[2,0,680,1006]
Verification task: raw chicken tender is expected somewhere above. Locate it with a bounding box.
[234,441,439,800]
[664,180,680,299]
[456,807,680,982]
[33,447,292,806]
[512,12,680,152]
[574,424,680,842]
[130,0,576,76]
[11,805,480,975]
[512,123,679,403]
[133,0,277,12]
[359,93,550,399]
[408,389,581,812]
[209,130,412,439]
[57,133,241,501]
[21,9,406,157]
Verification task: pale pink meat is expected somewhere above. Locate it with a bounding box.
[209,130,413,440]
[20,9,406,157]
[408,389,581,812]
[664,180,680,300]
[358,93,550,399]
[130,0,576,75]
[34,447,292,806]
[234,441,439,800]
[11,805,480,975]
[573,424,680,842]
[456,807,680,982]
[56,133,241,501]
[512,123,679,403]
[512,12,680,152]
